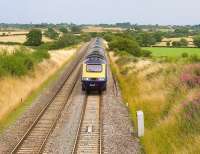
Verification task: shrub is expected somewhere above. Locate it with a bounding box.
[44,28,59,40]
[109,36,142,56]
[172,39,188,48]
[193,35,200,48]
[189,54,200,62]
[32,49,50,62]
[141,50,152,57]
[181,52,188,58]
[166,41,171,47]
[49,34,81,50]
[180,64,200,87]
[59,27,68,33]
[180,96,200,134]
[0,47,50,77]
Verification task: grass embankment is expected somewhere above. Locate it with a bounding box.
[144,47,200,58]
[110,50,200,153]
[0,46,78,133]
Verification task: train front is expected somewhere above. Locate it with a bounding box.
[81,57,107,92]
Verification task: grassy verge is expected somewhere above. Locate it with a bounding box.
[0,49,76,133]
[109,51,200,153]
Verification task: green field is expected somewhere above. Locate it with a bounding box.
[143,47,200,57]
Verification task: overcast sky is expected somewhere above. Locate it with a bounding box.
[0,0,199,25]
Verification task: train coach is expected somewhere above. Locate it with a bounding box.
[81,38,107,92]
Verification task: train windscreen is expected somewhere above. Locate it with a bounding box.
[86,64,102,72]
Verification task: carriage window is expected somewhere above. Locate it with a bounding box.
[87,64,102,72]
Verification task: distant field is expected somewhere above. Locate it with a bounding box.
[0,35,52,43]
[82,26,126,33]
[143,47,200,57]
[153,36,195,47]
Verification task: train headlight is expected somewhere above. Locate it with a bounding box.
[98,78,105,81]
[82,77,90,81]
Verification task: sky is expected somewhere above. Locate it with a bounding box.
[0,0,199,25]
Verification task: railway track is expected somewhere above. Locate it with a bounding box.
[11,43,89,154]
[72,94,102,154]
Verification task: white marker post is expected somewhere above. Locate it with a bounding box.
[137,111,144,137]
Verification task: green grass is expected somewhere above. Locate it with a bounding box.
[143,47,200,58]
[0,54,74,133]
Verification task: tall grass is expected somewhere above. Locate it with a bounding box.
[110,53,200,153]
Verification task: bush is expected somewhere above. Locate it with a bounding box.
[0,47,50,77]
[193,35,200,48]
[181,52,188,58]
[32,49,50,62]
[189,54,200,62]
[44,28,59,40]
[59,27,68,33]
[109,36,142,56]
[49,34,81,50]
[141,50,152,57]
[171,39,188,48]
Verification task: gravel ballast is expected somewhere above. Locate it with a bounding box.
[101,66,141,154]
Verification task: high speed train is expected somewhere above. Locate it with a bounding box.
[81,38,107,92]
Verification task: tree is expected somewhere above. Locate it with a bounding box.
[172,41,181,47]
[25,29,42,46]
[193,35,200,47]
[153,32,163,42]
[180,38,188,47]
[44,28,59,40]
[172,39,188,47]
[71,26,81,34]
[59,27,68,33]
[166,41,171,47]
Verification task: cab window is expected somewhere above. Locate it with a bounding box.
[87,64,102,72]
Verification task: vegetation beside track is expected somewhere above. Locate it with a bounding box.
[0,45,80,133]
[109,50,200,153]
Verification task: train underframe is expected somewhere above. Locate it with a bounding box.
[82,80,107,91]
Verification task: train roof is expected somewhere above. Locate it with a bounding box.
[84,56,106,64]
[86,53,105,59]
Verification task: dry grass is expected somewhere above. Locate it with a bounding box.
[0,35,52,43]
[0,45,20,53]
[0,31,28,36]
[110,52,200,153]
[0,47,76,121]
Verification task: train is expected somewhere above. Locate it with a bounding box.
[81,38,107,92]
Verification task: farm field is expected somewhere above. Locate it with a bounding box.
[143,47,200,57]
[153,37,195,47]
[82,26,126,33]
[0,35,52,43]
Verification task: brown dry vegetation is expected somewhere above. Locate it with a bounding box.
[0,45,20,53]
[109,52,200,153]
[0,35,52,43]
[0,47,77,121]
